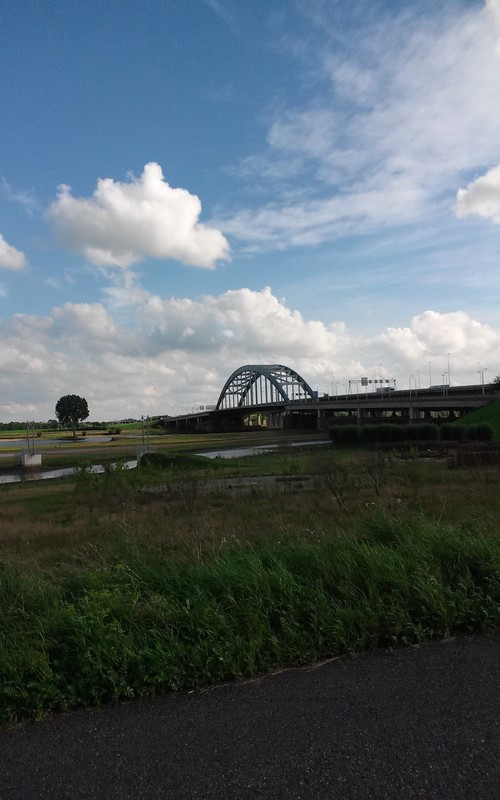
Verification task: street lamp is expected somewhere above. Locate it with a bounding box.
[478,364,488,395]
[428,362,432,387]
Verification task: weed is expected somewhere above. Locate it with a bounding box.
[2,517,500,725]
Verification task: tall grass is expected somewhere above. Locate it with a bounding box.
[2,515,500,726]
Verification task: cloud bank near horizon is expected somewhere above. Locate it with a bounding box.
[0,285,498,422]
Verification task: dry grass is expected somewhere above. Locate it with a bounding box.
[2,451,500,572]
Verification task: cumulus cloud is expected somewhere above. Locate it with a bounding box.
[0,234,27,270]
[455,164,500,223]
[0,285,498,421]
[47,162,230,269]
[377,310,500,380]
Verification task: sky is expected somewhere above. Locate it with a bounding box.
[1,0,500,421]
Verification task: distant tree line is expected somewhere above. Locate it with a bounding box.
[0,416,163,431]
[0,420,106,431]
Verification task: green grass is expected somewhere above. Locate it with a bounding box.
[458,399,500,439]
[2,445,500,727]
[2,515,500,726]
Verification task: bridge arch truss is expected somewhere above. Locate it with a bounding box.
[216,364,316,410]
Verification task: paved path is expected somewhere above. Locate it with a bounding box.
[2,634,500,799]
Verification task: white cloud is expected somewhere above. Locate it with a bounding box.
[377,310,500,378]
[221,0,500,249]
[47,162,230,269]
[455,164,500,223]
[0,285,498,421]
[0,234,27,270]
[1,177,38,214]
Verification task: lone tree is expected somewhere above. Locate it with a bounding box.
[55,394,89,439]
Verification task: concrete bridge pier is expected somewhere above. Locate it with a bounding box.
[266,412,284,429]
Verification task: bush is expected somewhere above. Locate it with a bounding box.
[466,423,494,442]
[360,425,379,443]
[329,425,361,447]
[139,451,175,469]
[440,423,467,442]
[416,423,439,441]
[377,424,404,443]
[403,424,420,441]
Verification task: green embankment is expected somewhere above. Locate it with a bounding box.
[458,399,500,439]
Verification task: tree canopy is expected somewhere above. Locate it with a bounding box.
[55,395,89,438]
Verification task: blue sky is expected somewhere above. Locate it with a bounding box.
[1,0,500,420]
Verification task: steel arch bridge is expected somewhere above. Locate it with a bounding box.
[216,364,316,411]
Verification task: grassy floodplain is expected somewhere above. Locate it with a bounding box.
[2,432,500,726]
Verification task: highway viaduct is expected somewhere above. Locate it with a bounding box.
[161,364,499,433]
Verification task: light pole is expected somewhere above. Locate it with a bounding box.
[447,353,451,386]
[478,364,488,395]
[428,362,432,387]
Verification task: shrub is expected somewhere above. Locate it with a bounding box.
[467,423,493,442]
[417,423,439,441]
[329,425,361,447]
[440,423,467,442]
[403,424,420,441]
[140,451,175,469]
[360,425,379,443]
[377,424,404,443]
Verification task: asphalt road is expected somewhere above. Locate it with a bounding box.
[2,634,500,799]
